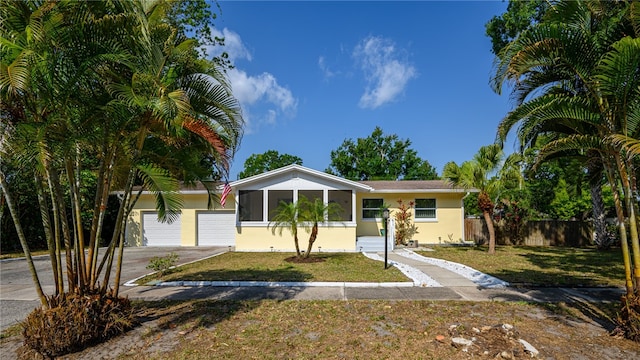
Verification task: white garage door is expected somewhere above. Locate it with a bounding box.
[142,212,182,246]
[197,211,236,246]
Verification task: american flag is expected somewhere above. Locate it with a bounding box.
[220,182,232,207]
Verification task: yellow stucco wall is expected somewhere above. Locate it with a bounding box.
[356,193,465,245]
[127,190,466,248]
[235,225,357,252]
[126,193,235,247]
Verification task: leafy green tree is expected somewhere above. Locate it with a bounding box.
[485,0,549,55]
[326,127,437,181]
[238,150,303,179]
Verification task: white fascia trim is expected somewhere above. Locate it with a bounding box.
[229,164,373,192]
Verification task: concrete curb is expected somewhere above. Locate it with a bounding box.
[152,281,415,288]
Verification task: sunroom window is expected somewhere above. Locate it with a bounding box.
[238,190,263,221]
[329,190,352,221]
[268,190,293,221]
[299,190,323,203]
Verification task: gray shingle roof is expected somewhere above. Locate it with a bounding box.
[358,180,470,193]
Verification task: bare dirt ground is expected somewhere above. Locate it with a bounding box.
[2,299,639,359]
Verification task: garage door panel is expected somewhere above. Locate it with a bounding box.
[143,212,182,246]
[197,212,235,246]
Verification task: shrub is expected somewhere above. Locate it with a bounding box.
[22,291,135,358]
[394,199,418,245]
[146,252,179,275]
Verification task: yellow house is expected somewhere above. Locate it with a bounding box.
[125,165,472,251]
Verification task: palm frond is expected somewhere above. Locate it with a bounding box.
[136,163,181,223]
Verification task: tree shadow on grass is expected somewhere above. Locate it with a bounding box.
[538,299,621,333]
[160,267,314,283]
[135,299,263,334]
[488,246,624,287]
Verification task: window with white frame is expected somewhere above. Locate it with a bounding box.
[299,190,323,203]
[415,198,436,219]
[267,190,293,221]
[329,190,352,221]
[362,198,383,219]
[238,190,263,221]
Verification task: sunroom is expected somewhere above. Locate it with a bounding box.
[231,165,373,252]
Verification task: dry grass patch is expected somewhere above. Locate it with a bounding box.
[10,299,636,360]
[137,252,408,284]
[419,246,625,287]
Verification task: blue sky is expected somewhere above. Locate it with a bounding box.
[208,1,514,180]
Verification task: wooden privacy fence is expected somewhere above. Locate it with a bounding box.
[464,218,593,247]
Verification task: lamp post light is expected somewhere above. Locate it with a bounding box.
[382,208,389,269]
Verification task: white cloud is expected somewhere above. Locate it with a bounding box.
[227,69,297,133]
[353,36,417,109]
[203,27,297,132]
[205,27,252,62]
[318,56,336,79]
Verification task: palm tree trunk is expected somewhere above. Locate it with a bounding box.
[483,210,496,254]
[293,233,301,257]
[34,173,61,295]
[605,163,635,297]
[590,180,609,249]
[305,224,318,258]
[65,158,88,292]
[46,172,65,295]
[46,162,76,291]
[87,144,114,288]
[0,170,48,307]
[102,168,136,295]
[616,155,640,293]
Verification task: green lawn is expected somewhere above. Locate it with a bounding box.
[137,252,409,284]
[141,246,627,287]
[418,245,626,287]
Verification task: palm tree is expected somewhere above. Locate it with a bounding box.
[443,144,508,254]
[269,201,303,257]
[491,0,640,298]
[1,0,243,301]
[269,196,344,258]
[490,0,640,339]
[299,197,344,258]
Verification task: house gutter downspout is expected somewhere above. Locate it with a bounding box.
[461,192,470,242]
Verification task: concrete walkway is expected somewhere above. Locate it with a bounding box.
[386,252,478,287]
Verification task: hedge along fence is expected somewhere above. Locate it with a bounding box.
[464,218,593,247]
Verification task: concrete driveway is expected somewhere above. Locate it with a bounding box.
[0,246,226,331]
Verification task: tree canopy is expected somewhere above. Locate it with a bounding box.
[485,0,549,55]
[326,127,438,181]
[238,150,303,179]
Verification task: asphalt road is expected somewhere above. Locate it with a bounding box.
[0,246,226,331]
